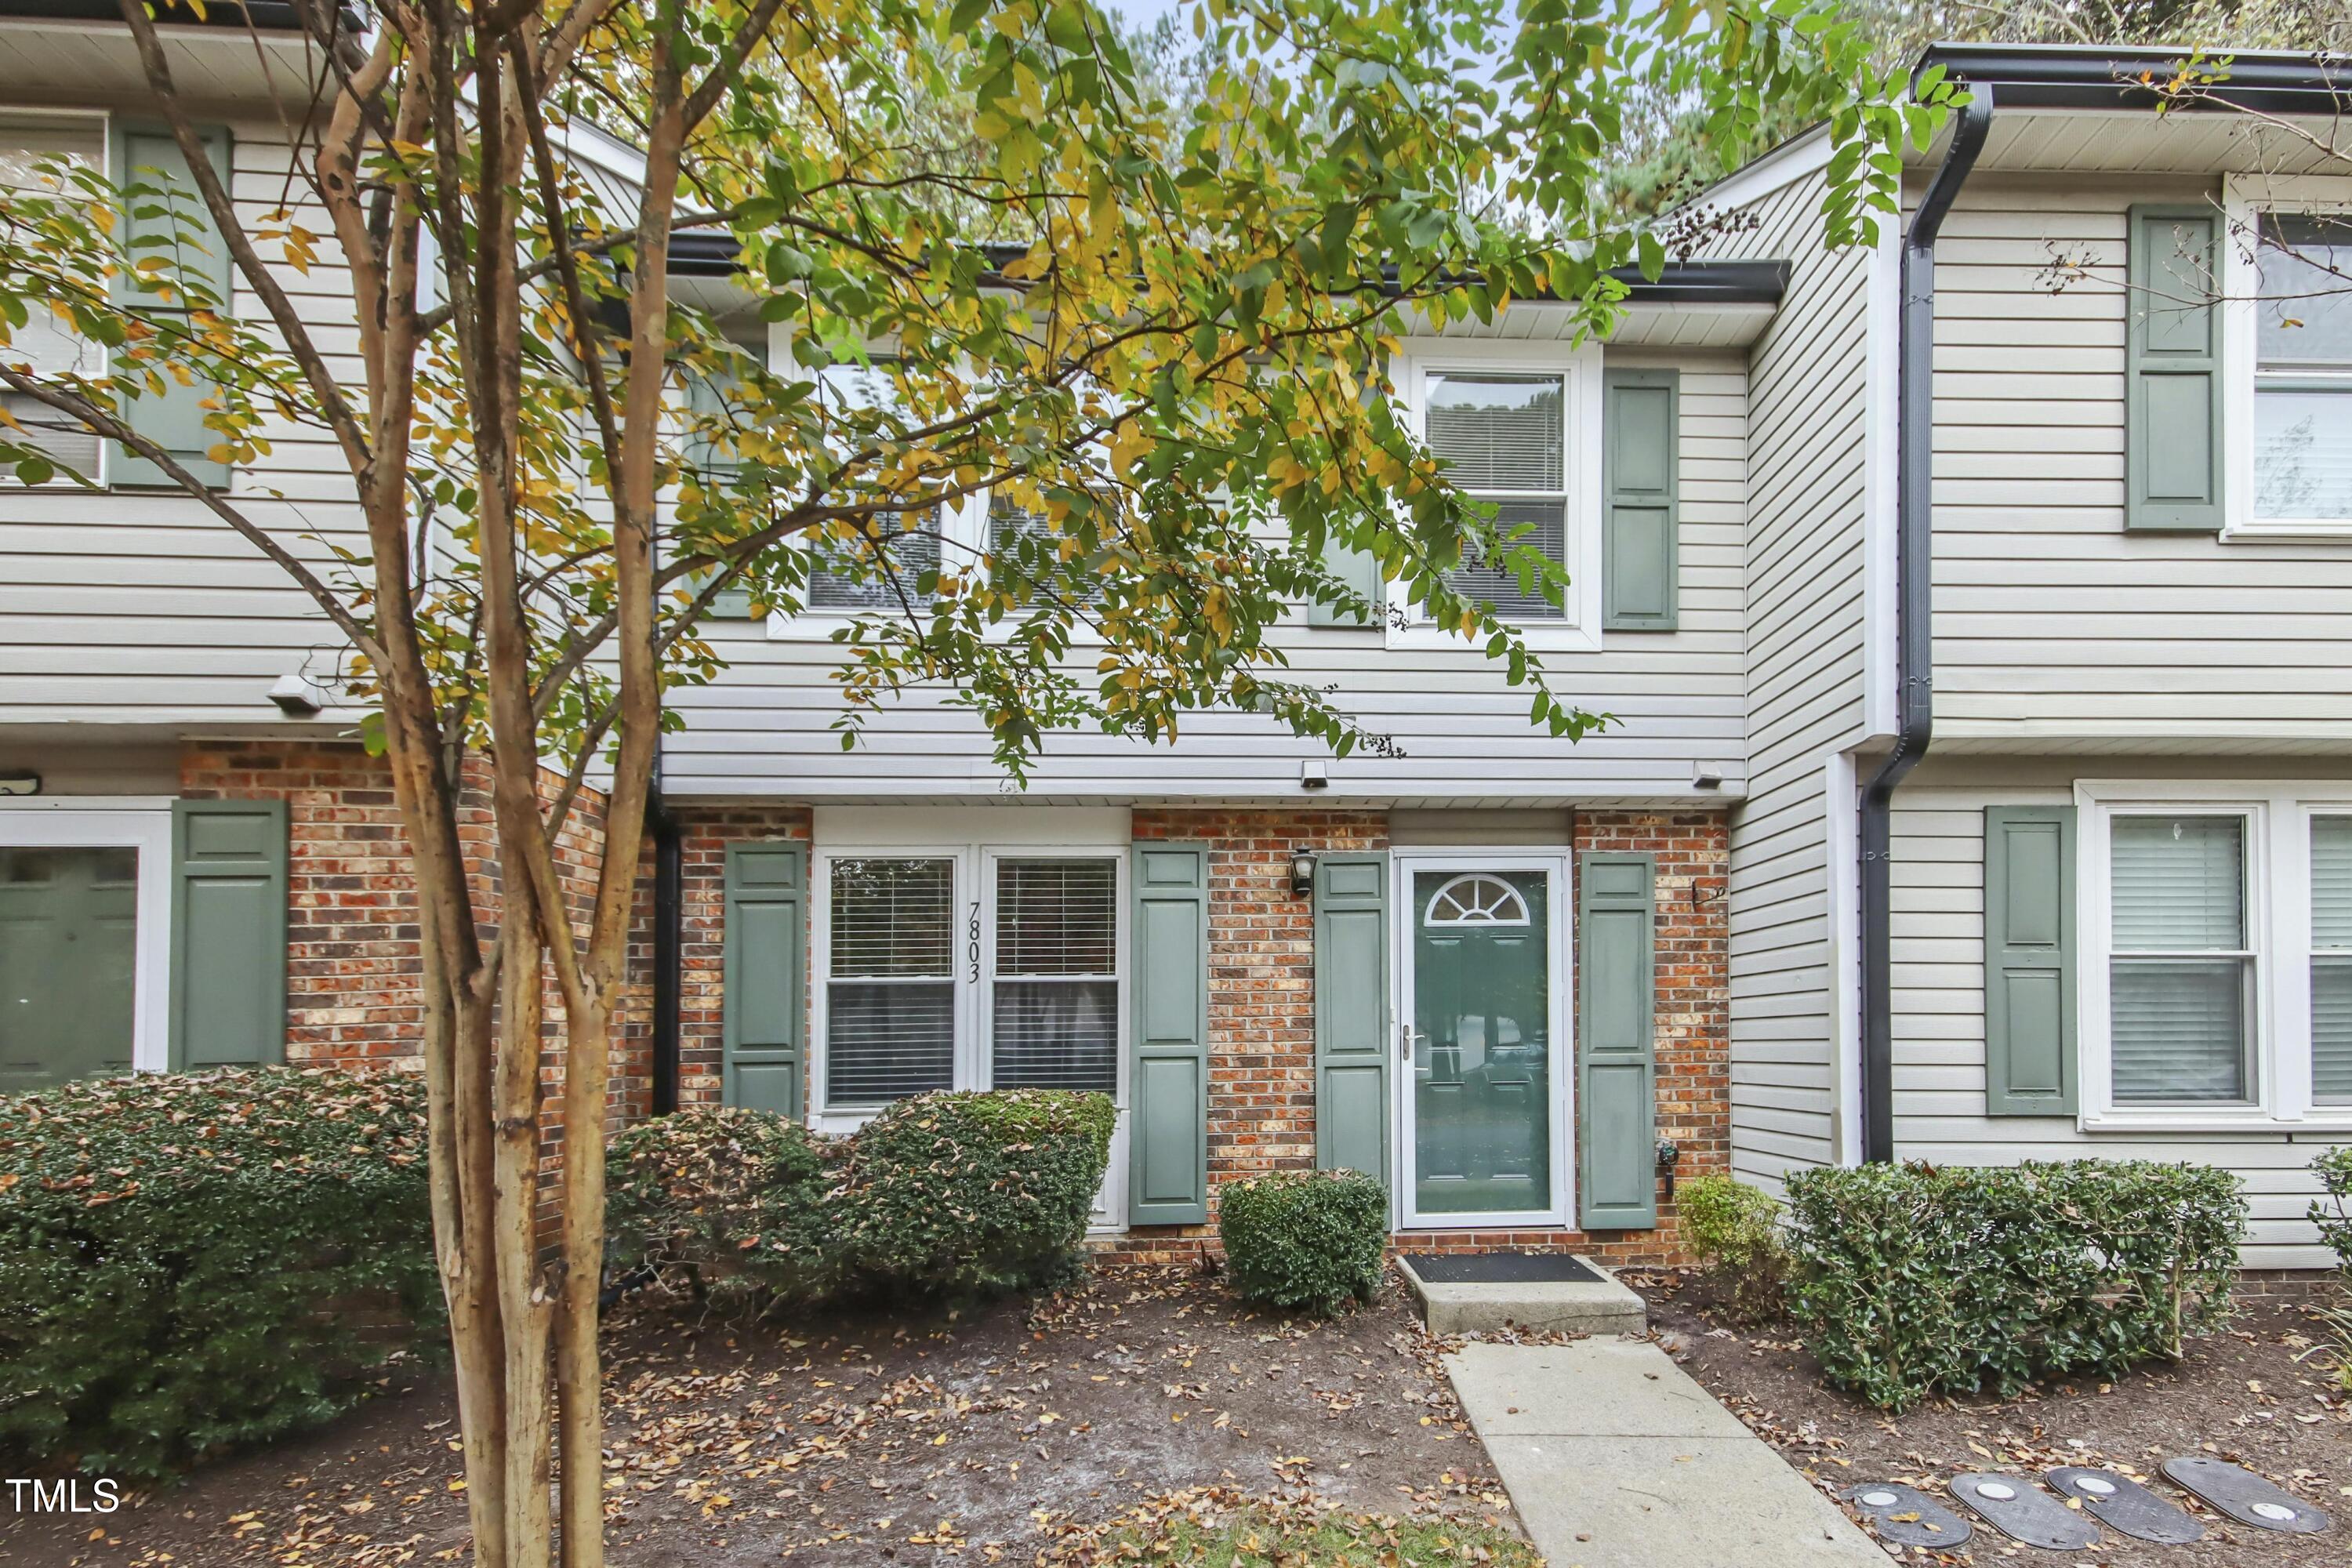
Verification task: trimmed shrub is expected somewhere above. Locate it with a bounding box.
[605,1105,841,1310]
[609,1091,1119,1312]
[1677,1173,1788,1323]
[834,1089,1117,1298]
[0,1069,441,1478]
[1784,1160,2244,1411]
[1218,1168,1388,1312]
[2309,1145,2352,1272]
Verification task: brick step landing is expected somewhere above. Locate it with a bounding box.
[1396,1251,1650,1336]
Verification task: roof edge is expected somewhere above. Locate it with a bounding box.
[1913,39,2352,114]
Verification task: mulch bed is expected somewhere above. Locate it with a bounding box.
[0,1265,1519,1568]
[1635,1269,2352,1566]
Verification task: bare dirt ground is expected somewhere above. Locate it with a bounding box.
[0,1266,1519,1567]
[1634,1269,2352,1566]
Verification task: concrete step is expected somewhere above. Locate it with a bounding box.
[1395,1252,1650,1336]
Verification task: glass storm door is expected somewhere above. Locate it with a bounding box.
[1401,863,1563,1225]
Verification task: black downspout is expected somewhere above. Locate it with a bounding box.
[1859,86,1994,1164]
[649,786,683,1116]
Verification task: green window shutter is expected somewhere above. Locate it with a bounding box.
[1577,851,1657,1229]
[1313,852,1389,1186]
[169,799,287,1069]
[1602,368,1679,630]
[2125,205,2225,532]
[723,841,807,1114]
[111,125,233,490]
[684,368,757,617]
[1307,534,1381,626]
[1129,843,1210,1225]
[1984,806,2078,1116]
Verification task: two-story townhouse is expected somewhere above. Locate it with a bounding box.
[1704,43,2352,1271]
[7,6,2347,1268]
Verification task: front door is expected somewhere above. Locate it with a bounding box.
[1398,858,1569,1227]
[0,845,139,1091]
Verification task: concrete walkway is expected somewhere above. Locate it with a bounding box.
[1445,1338,1886,1568]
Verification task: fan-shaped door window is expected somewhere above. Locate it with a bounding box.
[1422,873,1531,927]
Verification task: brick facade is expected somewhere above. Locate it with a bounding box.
[171,751,1732,1265]
[1116,807,1733,1269]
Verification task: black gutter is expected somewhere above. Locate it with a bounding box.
[0,0,361,31]
[669,227,1791,308]
[1914,42,2351,116]
[1858,85,1993,1166]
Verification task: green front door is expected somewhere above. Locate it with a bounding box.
[1409,869,1553,1218]
[0,846,139,1091]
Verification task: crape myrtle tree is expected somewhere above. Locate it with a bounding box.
[0,0,1938,1559]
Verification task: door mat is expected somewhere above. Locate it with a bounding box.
[1403,1252,1602,1285]
[1950,1472,2100,1550]
[2045,1468,2204,1544]
[2162,1457,2330,1534]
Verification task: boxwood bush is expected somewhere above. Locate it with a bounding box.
[2309,1145,2352,1272]
[607,1089,1116,1310]
[833,1089,1117,1298]
[1217,1168,1388,1312]
[0,1069,441,1478]
[1677,1173,1788,1323]
[1784,1159,2244,1411]
[605,1105,841,1310]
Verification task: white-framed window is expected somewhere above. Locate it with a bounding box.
[809,833,1127,1118]
[2078,779,2352,1129]
[1390,339,1603,650]
[0,110,108,485]
[2223,176,2352,539]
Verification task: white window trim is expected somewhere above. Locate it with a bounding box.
[2220,173,2352,543]
[1389,848,1576,1231]
[2075,779,2352,1132]
[0,797,173,1074]
[804,816,1132,1226]
[762,325,990,641]
[1388,338,1605,652]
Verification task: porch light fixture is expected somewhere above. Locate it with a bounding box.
[1289,851,1316,900]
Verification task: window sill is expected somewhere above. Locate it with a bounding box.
[1387,622,1602,655]
[2080,1110,2352,1134]
[2219,518,2352,544]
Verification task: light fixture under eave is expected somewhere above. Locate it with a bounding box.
[268,673,330,717]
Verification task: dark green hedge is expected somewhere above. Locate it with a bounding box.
[605,1104,840,1311]
[608,1089,1116,1310]
[0,1069,441,1478]
[1217,1168,1388,1312]
[1784,1160,2244,1411]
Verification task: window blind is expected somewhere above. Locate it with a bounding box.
[991,858,1117,1093]
[992,503,1107,606]
[806,512,943,612]
[2314,816,2352,1102]
[1425,373,1568,620]
[826,857,954,1105]
[2109,815,2252,1103]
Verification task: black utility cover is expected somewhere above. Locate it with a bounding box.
[1846,1483,1972,1548]
[1406,1252,1602,1284]
[1951,1473,2100,1550]
[2045,1467,2205,1544]
[2162,1456,2330,1534]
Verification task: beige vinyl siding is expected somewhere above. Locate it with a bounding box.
[1709,169,1874,1186]
[1932,175,2352,743]
[1890,755,2352,1269]
[0,122,370,728]
[657,350,1755,803]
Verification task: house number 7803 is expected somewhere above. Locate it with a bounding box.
[967,900,981,982]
